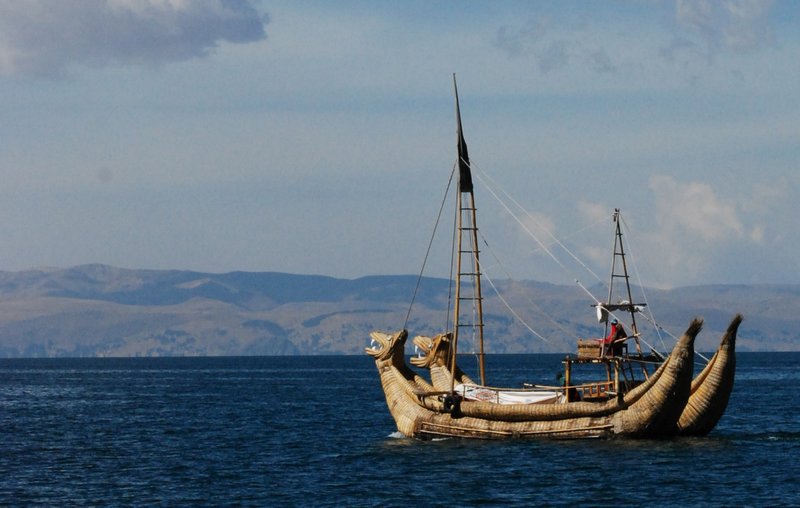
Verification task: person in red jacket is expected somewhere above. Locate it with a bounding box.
[603,318,628,356]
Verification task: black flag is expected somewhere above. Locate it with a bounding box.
[454,76,473,193]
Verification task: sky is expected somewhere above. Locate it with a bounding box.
[0,0,797,288]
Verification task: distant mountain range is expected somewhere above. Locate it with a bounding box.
[0,264,795,357]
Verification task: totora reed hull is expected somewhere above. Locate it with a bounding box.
[366,319,702,439]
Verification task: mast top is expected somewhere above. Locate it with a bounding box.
[453,75,473,193]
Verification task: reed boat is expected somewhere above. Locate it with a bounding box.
[366,76,736,439]
[368,319,699,439]
[400,312,742,439]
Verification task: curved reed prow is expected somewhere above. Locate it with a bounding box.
[684,318,704,344]
[720,313,743,350]
[677,313,742,436]
[612,317,700,437]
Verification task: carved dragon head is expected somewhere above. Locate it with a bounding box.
[365,330,408,368]
[410,335,433,368]
[410,332,452,368]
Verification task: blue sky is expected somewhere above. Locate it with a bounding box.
[0,0,797,288]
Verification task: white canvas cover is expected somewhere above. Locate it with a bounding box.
[455,383,560,405]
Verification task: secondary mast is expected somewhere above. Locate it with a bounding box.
[607,208,643,355]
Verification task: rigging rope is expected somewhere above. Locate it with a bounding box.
[482,270,551,343]
[617,215,669,351]
[475,167,608,285]
[478,233,554,342]
[404,157,710,365]
[618,215,710,362]
[472,168,604,308]
[472,161,712,362]
[403,163,457,331]
[472,171,572,278]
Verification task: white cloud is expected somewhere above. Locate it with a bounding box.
[490,1,781,92]
[520,211,558,246]
[494,16,551,58]
[536,39,570,73]
[673,0,774,56]
[574,201,614,271]
[635,174,786,287]
[577,201,610,224]
[741,179,790,215]
[0,0,267,78]
[587,48,617,74]
[650,174,744,242]
[740,179,791,246]
[494,16,596,76]
[750,224,764,243]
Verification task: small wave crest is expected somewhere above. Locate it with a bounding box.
[765,431,800,441]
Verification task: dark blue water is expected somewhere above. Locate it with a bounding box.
[0,353,797,506]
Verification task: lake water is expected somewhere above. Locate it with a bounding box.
[0,353,797,506]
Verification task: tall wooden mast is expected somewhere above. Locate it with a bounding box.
[450,75,486,389]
